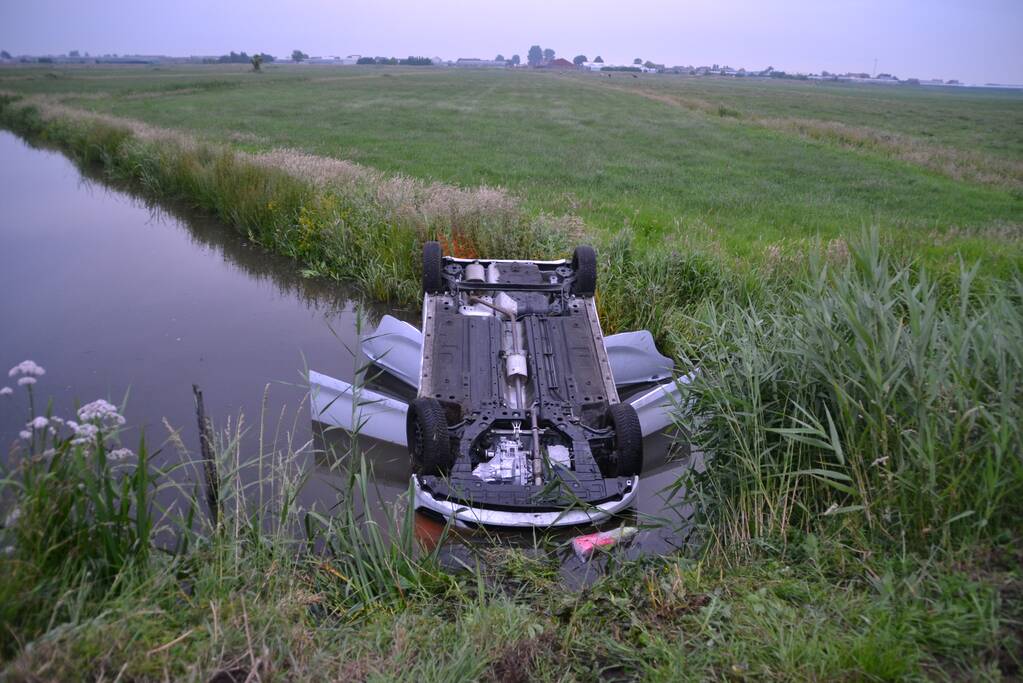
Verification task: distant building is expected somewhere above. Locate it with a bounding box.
[453,58,506,68]
[340,55,361,65]
[543,58,576,69]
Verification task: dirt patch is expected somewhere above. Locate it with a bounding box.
[484,632,557,683]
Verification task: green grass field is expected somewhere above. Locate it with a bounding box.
[3,64,1021,270]
[2,65,1022,680]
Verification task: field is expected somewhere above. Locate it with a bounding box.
[1,64,1022,680]
[3,64,1022,268]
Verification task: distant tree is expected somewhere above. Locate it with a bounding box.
[573,54,587,65]
[527,45,543,66]
[0,50,11,60]
[69,50,80,57]
[593,55,603,63]
[542,48,555,62]
[217,51,250,64]
[250,54,263,71]
[400,56,432,65]
[510,54,520,65]
[356,56,375,65]
[291,50,308,62]
[495,54,505,62]
[633,58,642,65]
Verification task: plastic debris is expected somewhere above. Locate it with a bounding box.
[571,526,639,560]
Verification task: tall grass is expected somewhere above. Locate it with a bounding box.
[681,231,1023,554]
[1,403,157,656]
[0,363,460,666]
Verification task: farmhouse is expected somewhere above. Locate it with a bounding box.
[544,58,576,69]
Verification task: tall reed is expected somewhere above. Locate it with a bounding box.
[681,230,1023,554]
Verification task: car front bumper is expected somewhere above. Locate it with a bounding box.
[412,475,640,528]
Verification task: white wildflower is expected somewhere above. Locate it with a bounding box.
[71,423,99,445]
[8,360,45,378]
[78,399,125,427]
[17,377,36,387]
[0,387,12,396]
[108,448,134,461]
[4,507,21,527]
[871,456,889,467]
[823,503,840,516]
[28,416,49,430]
[18,430,31,440]
[65,420,78,430]
[42,448,56,459]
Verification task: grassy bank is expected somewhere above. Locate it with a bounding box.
[1,355,1020,680]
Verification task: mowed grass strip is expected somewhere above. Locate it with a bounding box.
[4,65,1019,274]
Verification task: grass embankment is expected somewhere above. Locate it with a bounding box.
[2,66,1022,272]
[1,70,1022,679]
[2,308,1020,679]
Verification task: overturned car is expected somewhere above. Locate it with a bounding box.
[310,242,687,527]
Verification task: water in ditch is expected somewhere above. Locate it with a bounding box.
[0,130,695,577]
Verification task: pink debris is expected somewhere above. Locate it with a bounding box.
[571,526,639,560]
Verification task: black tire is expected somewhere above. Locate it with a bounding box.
[571,245,597,297]
[422,241,444,294]
[407,398,452,475]
[607,402,643,477]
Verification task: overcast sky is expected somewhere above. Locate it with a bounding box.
[2,0,1021,83]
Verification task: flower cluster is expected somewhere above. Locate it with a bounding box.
[77,399,126,428]
[8,360,45,379]
[108,448,134,461]
[70,423,99,446]
[8,361,45,388]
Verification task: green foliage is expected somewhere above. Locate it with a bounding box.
[1,404,157,657]
[682,230,1023,553]
[527,44,542,66]
[1,67,1021,680]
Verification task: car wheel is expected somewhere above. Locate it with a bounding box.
[608,402,643,476]
[407,397,452,475]
[422,241,444,294]
[571,245,597,296]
